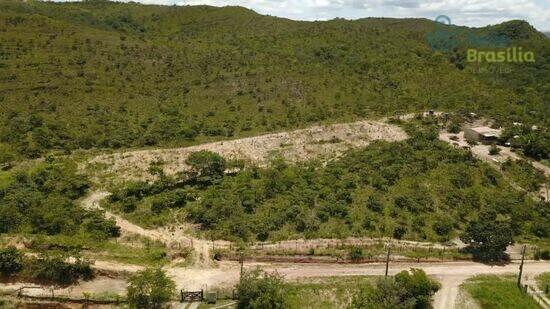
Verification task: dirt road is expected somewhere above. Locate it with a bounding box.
[165,260,550,309]
[3,259,547,308]
[440,130,549,200]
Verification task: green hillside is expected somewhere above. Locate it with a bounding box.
[0,0,548,162]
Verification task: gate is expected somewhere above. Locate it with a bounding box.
[180,289,203,302]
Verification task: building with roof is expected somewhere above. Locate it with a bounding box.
[464,126,502,144]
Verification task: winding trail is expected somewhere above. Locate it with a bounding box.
[81,191,217,268]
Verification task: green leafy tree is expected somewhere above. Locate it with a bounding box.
[236,268,286,309]
[460,211,514,262]
[126,268,175,309]
[185,151,226,185]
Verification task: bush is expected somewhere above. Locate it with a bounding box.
[534,249,550,260]
[24,253,93,285]
[121,196,138,213]
[349,268,440,309]
[0,247,24,276]
[395,268,441,308]
[447,122,461,134]
[127,268,175,309]
[350,278,410,309]
[236,268,286,309]
[489,144,501,155]
[393,227,407,240]
[349,247,365,261]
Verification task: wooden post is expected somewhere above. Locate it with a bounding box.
[385,246,391,277]
[518,245,526,288]
[239,252,244,282]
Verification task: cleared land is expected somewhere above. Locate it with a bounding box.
[86,120,407,183]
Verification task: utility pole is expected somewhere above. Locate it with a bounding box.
[517,245,526,288]
[385,245,391,277]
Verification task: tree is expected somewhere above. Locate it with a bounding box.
[236,268,285,309]
[126,268,175,309]
[460,211,514,262]
[185,151,226,185]
[0,247,24,276]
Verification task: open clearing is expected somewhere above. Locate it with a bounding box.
[87,120,407,183]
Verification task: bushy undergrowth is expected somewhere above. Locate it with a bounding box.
[0,247,93,286]
[0,159,119,240]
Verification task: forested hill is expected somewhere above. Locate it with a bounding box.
[0,0,548,161]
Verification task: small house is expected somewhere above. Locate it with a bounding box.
[464,127,502,144]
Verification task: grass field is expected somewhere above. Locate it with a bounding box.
[463,275,541,309]
[284,276,375,308]
[15,234,171,267]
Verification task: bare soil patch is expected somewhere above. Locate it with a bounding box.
[87,120,407,183]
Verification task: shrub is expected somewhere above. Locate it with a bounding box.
[121,196,138,213]
[349,247,365,261]
[349,268,440,309]
[395,268,441,308]
[534,250,550,260]
[24,253,93,285]
[350,278,409,309]
[393,227,407,240]
[236,268,285,309]
[447,122,461,134]
[0,247,24,276]
[127,268,175,309]
[489,144,501,155]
